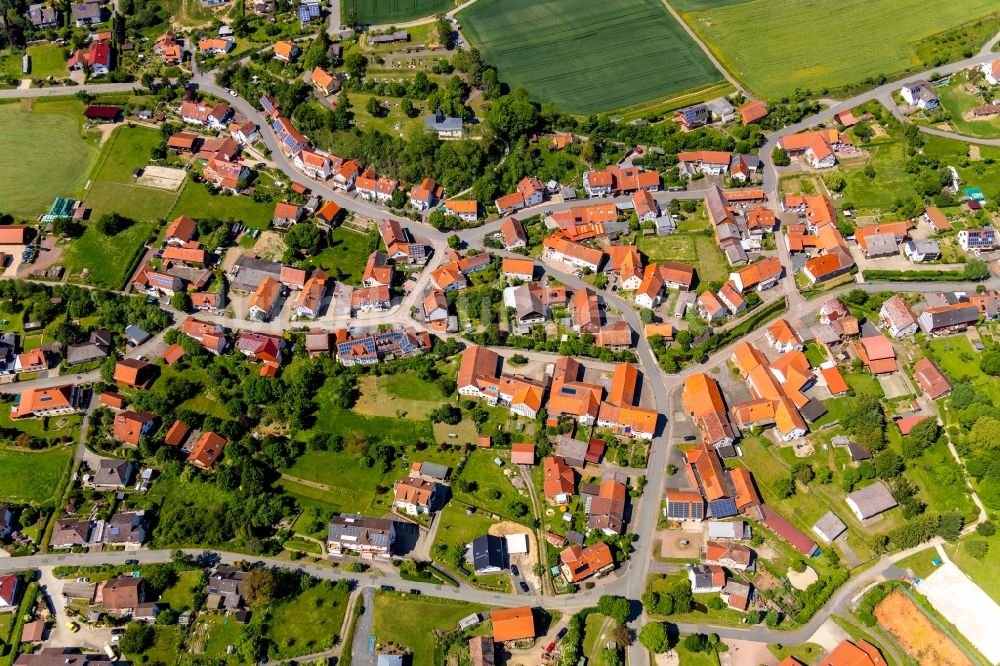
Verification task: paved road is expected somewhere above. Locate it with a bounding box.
[350,587,376,665]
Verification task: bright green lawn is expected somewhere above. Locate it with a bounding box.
[0,405,81,440]
[0,445,73,504]
[199,614,243,661]
[60,217,159,290]
[0,98,99,217]
[342,0,453,24]
[674,640,721,666]
[371,591,490,666]
[123,625,184,665]
[839,141,917,209]
[459,0,722,113]
[678,0,1000,99]
[27,44,68,79]
[266,581,351,659]
[637,233,726,289]
[935,73,1000,139]
[303,226,377,285]
[157,570,201,612]
[169,179,276,229]
[434,503,495,562]
[895,546,943,580]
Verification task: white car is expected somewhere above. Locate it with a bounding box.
[228,89,238,97]
[75,577,90,583]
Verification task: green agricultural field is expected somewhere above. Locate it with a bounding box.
[343,0,453,24]
[169,179,276,229]
[0,98,99,217]
[458,0,722,114]
[676,0,1000,99]
[371,591,490,666]
[0,445,73,504]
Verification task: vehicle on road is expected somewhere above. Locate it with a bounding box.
[519,581,529,593]
[125,559,138,565]
[379,585,394,592]
[409,589,421,595]
[65,622,79,633]
[557,627,568,639]
[545,641,556,654]
[75,577,89,583]
[510,564,519,577]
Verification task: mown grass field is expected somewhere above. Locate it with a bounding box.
[458,0,722,114]
[0,98,99,217]
[372,591,490,666]
[676,0,1000,99]
[169,178,275,229]
[27,44,69,79]
[935,73,1000,139]
[343,0,453,25]
[637,232,726,288]
[0,445,73,504]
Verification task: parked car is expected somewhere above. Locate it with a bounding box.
[510,565,519,577]
[409,589,421,596]
[519,581,529,593]
[75,577,89,583]
[65,622,79,633]
[545,642,556,654]
[380,585,394,592]
[556,627,568,640]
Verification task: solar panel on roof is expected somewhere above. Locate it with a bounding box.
[709,498,738,519]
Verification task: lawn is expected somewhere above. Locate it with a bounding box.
[582,613,617,666]
[350,91,425,137]
[0,445,73,504]
[433,502,496,564]
[27,44,68,79]
[839,140,917,210]
[452,449,530,522]
[371,591,490,666]
[637,232,726,288]
[81,124,180,221]
[676,0,1000,99]
[673,641,721,666]
[647,574,748,628]
[145,474,236,548]
[157,570,202,612]
[168,179,276,229]
[0,98,99,217]
[280,449,389,515]
[198,614,244,661]
[266,581,351,659]
[60,215,159,289]
[0,404,81,440]
[123,625,184,665]
[355,374,447,420]
[458,0,722,114]
[895,546,943,580]
[303,225,377,285]
[768,642,825,665]
[342,0,453,24]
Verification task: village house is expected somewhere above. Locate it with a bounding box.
[777,129,850,169]
[900,80,939,110]
[444,199,478,222]
[327,514,396,558]
[495,177,546,214]
[879,295,918,338]
[542,233,603,272]
[91,458,137,489]
[583,164,659,197]
[409,177,442,210]
[393,476,444,515]
[187,431,227,469]
[559,542,614,583]
[682,374,735,451]
[8,385,79,420]
[273,40,299,62]
[491,606,536,643]
[846,481,898,520]
[543,456,575,505]
[248,276,283,321]
[113,411,156,447]
[918,302,980,335]
[677,150,731,177]
[424,109,463,138]
[729,257,782,292]
[500,217,528,249]
[546,203,624,242]
[957,227,996,252]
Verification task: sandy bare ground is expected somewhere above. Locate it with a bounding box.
[919,557,1000,664]
[875,589,972,666]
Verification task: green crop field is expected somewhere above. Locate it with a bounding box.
[0,99,99,217]
[676,0,1000,99]
[458,0,722,114]
[343,0,453,24]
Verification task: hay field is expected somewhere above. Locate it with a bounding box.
[677,0,1000,99]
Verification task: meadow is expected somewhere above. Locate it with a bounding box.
[0,98,99,217]
[676,0,1000,99]
[371,591,490,666]
[0,445,73,504]
[26,44,69,79]
[168,178,275,229]
[342,0,453,25]
[458,0,722,114]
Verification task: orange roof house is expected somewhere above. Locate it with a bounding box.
[502,257,535,280]
[273,40,298,61]
[913,357,952,399]
[187,431,227,468]
[685,442,728,501]
[165,215,198,244]
[739,101,768,124]
[821,366,849,395]
[511,443,535,465]
[729,467,761,511]
[543,456,575,502]
[114,359,156,389]
[822,639,885,666]
[164,420,190,447]
[310,66,337,94]
[559,542,614,583]
[10,385,81,419]
[547,356,603,421]
[682,374,734,448]
[854,335,897,374]
[491,606,535,642]
[113,411,156,447]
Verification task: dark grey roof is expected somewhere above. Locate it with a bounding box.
[92,459,136,488]
[919,304,980,333]
[847,442,872,461]
[124,325,150,343]
[471,534,507,573]
[865,233,898,257]
[847,481,898,518]
[232,255,282,292]
[105,511,146,544]
[687,563,720,591]
[416,462,449,480]
[905,239,940,256]
[812,511,847,542]
[799,399,828,423]
[327,514,395,550]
